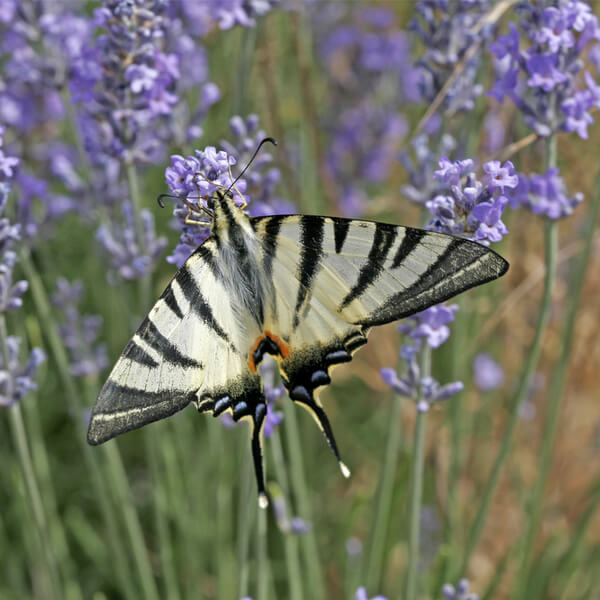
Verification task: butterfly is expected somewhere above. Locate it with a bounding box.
[87,188,508,508]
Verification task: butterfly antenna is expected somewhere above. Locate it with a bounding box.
[226,136,277,194]
[157,193,180,208]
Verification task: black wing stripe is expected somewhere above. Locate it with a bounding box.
[195,244,221,282]
[333,219,350,253]
[340,223,397,308]
[137,316,203,368]
[365,241,508,326]
[178,265,234,347]
[160,284,184,320]
[262,217,282,280]
[294,217,325,327]
[124,339,160,368]
[391,229,426,269]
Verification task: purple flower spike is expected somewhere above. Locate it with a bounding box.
[488,1,600,139]
[508,167,583,219]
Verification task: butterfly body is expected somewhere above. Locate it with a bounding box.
[88,192,508,506]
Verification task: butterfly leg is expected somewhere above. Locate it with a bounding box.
[289,388,351,479]
[251,402,269,509]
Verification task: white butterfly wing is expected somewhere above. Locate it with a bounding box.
[87,241,262,445]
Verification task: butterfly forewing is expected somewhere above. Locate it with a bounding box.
[87,240,261,445]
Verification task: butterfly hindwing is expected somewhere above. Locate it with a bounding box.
[253,214,508,420]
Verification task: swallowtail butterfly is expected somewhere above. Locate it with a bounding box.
[87,189,508,508]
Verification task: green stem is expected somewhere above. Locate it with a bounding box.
[257,499,269,600]
[237,439,255,599]
[21,386,83,600]
[513,171,600,599]
[8,402,62,598]
[17,250,146,599]
[404,347,430,600]
[458,219,559,580]
[365,390,403,590]
[146,435,180,600]
[282,400,326,600]
[270,432,304,600]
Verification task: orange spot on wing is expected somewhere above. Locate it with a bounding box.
[265,330,291,360]
[248,336,263,373]
[247,331,292,373]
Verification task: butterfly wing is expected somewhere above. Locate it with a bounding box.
[87,241,263,445]
[252,215,508,466]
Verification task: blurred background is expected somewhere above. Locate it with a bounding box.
[1,1,600,599]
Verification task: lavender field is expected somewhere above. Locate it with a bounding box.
[1,1,600,599]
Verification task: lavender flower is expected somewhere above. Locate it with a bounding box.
[442,578,479,600]
[355,587,387,600]
[489,1,600,138]
[51,278,108,378]
[410,0,494,116]
[165,147,244,267]
[0,337,46,408]
[211,0,280,30]
[381,343,463,413]
[166,115,287,267]
[508,167,583,219]
[345,536,363,558]
[426,157,516,244]
[260,357,284,438]
[96,204,167,282]
[473,353,504,391]
[271,488,311,535]
[72,1,181,165]
[400,133,458,206]
[0,128,45,406]
[220,115,291,217]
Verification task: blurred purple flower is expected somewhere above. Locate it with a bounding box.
[272,491,311,535]
[355,586,387,600]
[221,115,291,217]
[318,8,412,214]
[346,536,363,558]
[473,353,504,391]
[52,278,109,378]
[488,1,600,138]
[508,168,583,219]
[96,204,167,282]
[212,0,279,30]
[401,133,457,206]
[442,578,479,600]
[410,0,494,116]
[0,132,45,406]
[0,337,46,408]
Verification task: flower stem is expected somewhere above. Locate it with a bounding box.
[270,432,304,600]
[8,401,62,598]
[404,347,430,600]
[365,389,403,591]
[257,498,269,600]
[513,171,600,600]
[17,249,149,599]
[237,437,255,599]
[282,400,326,600]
